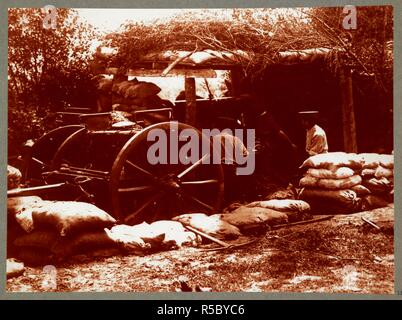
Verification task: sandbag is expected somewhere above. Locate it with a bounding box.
[140,95,166,109]
[7,165,22,189]
[149,220,202,248]
[113,80,137,95]
[316,175,362,190]
[97,78,113,92]
[7,218,27,256]
[123,82,161,99]
[107,223,166,249]
[6,258,25,279]
[300,188,358,203]
[31,201,117,236]
[306,167,355,179]
[223,202,243,213]
[104,227,150,253]
[299,188,361,213]
[358,153,393,169]
[8,196,43,233]
[374,166,393,179]
[246,199,310,213]
[14,230,59,250]
[362,177,393,194]
[300,152,363,169]
[7,196,42,216]
[350,184,371,197]
[216,206,288,228]
[361,195,391,210]
[172,213,242,240]
[13,230,117,258]
[299,175,319,188]
[379,154,394,169]
[361,168,376,178]
[55,231,118,257]
[265,188,296,200]
[284,211,312,223]
[15,247,55,266]
[358,153,381,169]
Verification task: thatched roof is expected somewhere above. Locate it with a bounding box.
[97,46,342,69]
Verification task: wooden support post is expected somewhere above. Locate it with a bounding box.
[230,67,243,97]
[339,67,358,153]
[185,77,197,126]
[21,139,34,184]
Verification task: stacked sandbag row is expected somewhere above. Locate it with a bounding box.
[358,153,394,210]
[298,152,365,214]
[97,77,164,112]
[298,152,394,214]
[172,199,311,237]
[8,196,203,266]
[8,196,118,266]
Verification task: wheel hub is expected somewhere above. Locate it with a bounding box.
[159,174,181,191]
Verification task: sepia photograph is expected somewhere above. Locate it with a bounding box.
[6,5,394,294]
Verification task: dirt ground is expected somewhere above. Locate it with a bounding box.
[6,205,394,293]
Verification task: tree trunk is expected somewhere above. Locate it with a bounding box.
[339,67,358,153]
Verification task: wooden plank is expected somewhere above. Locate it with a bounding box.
[185,77,197,126]
[339,67,358,153]
[129,61,236,70]
[127,68,217,78]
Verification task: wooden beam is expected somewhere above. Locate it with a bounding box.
[129,61,236,70]
[185,77,197,126]
[127,68,217,78]
[339,67,358,153]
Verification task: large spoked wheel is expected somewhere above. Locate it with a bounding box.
[110,122,224,224]
[24,125,84,186]
[51,127,90,170]
[50,127,123,205]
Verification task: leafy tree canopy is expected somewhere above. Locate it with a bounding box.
[8,8,97,154]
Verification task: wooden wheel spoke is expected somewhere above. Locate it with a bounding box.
[118,185,154,193]
[181,192,214,212]
[181,179,219,185]
[124,192,164,223]
[177,154,210,179]
[31,157,46,166]
[149,195,166,222]
[125,160,155,180]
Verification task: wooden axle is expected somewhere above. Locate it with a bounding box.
[7,183,67,197]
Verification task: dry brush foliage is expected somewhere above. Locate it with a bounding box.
[103,7,392,89]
